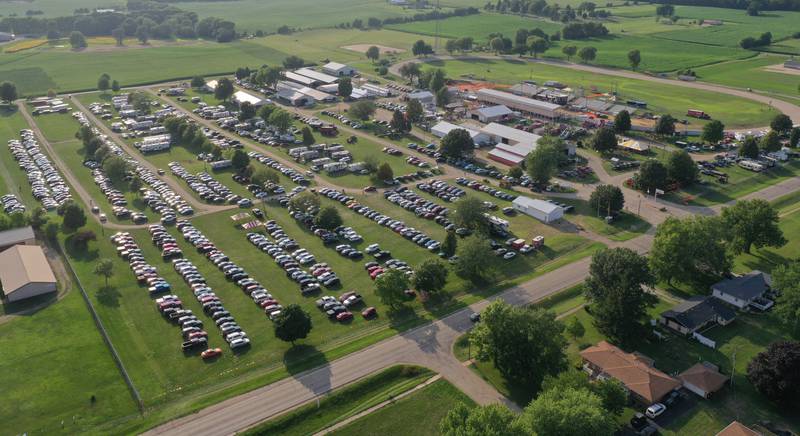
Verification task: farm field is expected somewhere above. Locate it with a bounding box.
[423,59,778,128]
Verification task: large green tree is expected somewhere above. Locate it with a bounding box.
[649,216,731,285]
[454,236,499,284]
[62,202,87,231]
[654,114,676,136]
[590,127,617,153]
[273,304,312,345]
[93,258,114,286]
[770,113,794,134]
[374,269,410,309]
[406,98,424,123]
[665,149,698,186]
[440,128,474,159]
[338,77,353,97]
[214,77,235,101]
[268,109,292,133]
[521,387,618,436]
[103,155,130,183]
[349,101,376,120]
[585,247,656,347]
[774,261,800,338]
[412,259,448,296]
[314,206,343,230]
[614,110,631,133]
[525,136,563,185]
[760,130,782,152]
[721,199,786,254]
[288,191,320,212]
[627,49,641,70]
[702,119,725,144]
[747,341,800,407]
[589,184,624,216]
[440,403,527,436]
[635,159,668,193]
[0,81,18,104]
[739,136,760,159]
[451,196,489,234]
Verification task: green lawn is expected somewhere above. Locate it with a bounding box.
[26,110,80,143]
[676,160,800,207]
[387,12,563,42]
[243,365,433,435]
[328,377,476,436]
[423,59,778,128]
[692,54,800,99]
[734,190,800,273]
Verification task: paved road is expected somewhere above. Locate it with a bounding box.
[390,55,800,123]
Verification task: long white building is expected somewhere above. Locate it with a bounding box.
[476,88,561,119]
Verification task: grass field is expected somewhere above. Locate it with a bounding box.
[243,365,434,435]
[734,190,800,273]
[424,59,778,128]
[386,12,563,42]
[328,377,475,436]
[675,160,800,206]
[692,54,800,100]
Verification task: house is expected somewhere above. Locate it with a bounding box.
[659,296,736,335]
[0,226,36,252]
[580,341,681,404]
[323,62,357,77]
[406,90,435,107]
[294,68,339,85]
[233,90,268,107]
[512,196,564,223]
[0,245,57,303]
[711,271,772,310]
[678,362,729,399]
[716,421,762,436]
[469,105,514,123]
[476,88,561,119]
[430,121,489,145]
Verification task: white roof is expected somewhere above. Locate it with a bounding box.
[494,141,535,157]
[431,121,481,139]
[474,105,513,118]
[512,196,562,214]
[233,90,264,106]
[284,71,318,86]
[477,88,561,111]
[481,123,541,146]
[408,90,434,100]
[295,68,338,84]
[488,148,525,165]
[324,62,352,72]
[205,80,218,90]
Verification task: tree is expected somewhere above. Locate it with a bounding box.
[349,101,376,120]
[103,156,129,183]
[525,136,563,185]
[62,202,87,231]
[412,39,432,57]
[774,261,800,337]
[413,259,448,295]
[578,46,597,63]
[527,36,549,58]
[255,66,283,90]
[471,300,567,391]
[338,77,353,98]
[760,130,781,152]
[440,403,526,436]
[594,378,628,416]
[584,247,656,347]
[129,175,143,193]
[72,230,97,250]
[111,80,120,92]
[267,109,292,133]
[635,159,668,193]
[521,387,617,436]
[507,166,523,179]
[566,317,585,340]
[0,81,18,104]
[283,55,305,69]
[454,236,500,284]
[589,184,624,216]
[235,67,251,80]
[590,127,617,153]
[44,222,59,242]
[430,69,447,93]
[406,99,423,123]
[231,149,250,171]
[442,231,457,257]
[112,27,125,46]
[649,216,731,285]
[656,4,675,17]
[29,207,48,230]
[665,149,698,186]
[747,341,800,407]
[398,63,421,83]
[614,110,631,133]
[191,76,206,89]
[251,166,279,185]
[69,31,87,49]
[314,206,343,230]
[747,1,760,15]
[435,87,450,107]
[273,304,313,345]
[375,269,410,308]
[440,128,474,159]
[721,199,786,254]
[790,127,800,147]
[771,113,793,134]
[390,110,411,133]
[238,101,255,121]
[375,162,394,181]
[136,26,149,44]
[214,78,234,101]
[94,258,114,286]
[739,136,760,159]
[301,127,315,145]
[654,114,676,136]
[562,45,577,61]
[627,49,641,70]
[445,39,459,55]
[702,119,725,144]
[490,37,505,54]
[288,191,320,213]
[366,45,380,63]
[452,197,489,234]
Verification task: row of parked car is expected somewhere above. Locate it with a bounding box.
[247,151,311,185]
[1,194,25,214]
[168,162,243,205]
[454,177,518,202]
[416,179,465,202]
[8,130,72,210]
[320,110,363,129]
[315,291,375,322]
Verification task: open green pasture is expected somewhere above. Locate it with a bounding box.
[387,12,563,42]
[692,55,800,100]
[425,59,778,128]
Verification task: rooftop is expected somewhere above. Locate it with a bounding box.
[716,421,762,436]
[476,88,562,111]
[294,68,338,84]
[713,271,770,301]
[0,245,57,295]
[512,196,562,213]
[323,62,350,71]
[661,296,737,331]
[473,105,513,118]
[678,362,729,394]
[0,226,34,248]
[481,122,541,146]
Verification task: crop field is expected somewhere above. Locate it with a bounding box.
[423,59,778,128]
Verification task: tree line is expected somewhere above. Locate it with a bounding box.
[485,0,612,22]
[328,7,480,31]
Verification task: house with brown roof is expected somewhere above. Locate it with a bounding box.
[678,362,729,398]
[580,341,681,404]
[716,421,762,436]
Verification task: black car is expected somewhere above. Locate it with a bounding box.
[630,413,648,431]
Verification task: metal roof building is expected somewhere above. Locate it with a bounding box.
[322,62,357,77]
[284,71,320,87]
[0,226,35,252]
[476,88,561,119]
[469,105,514,123]
[0,245,57,302]
[294,68,339,85]
[512,196,564,223]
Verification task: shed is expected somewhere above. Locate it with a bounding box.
[469,105,514,123]
[512,196,563,223]
[233,90,268,107]
[0,226,36,252]
[678,362,729,399]
[0,245,57,302]
[323,62,357,77]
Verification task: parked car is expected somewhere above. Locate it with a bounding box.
[645,403,666,419]
[201,348,222,359]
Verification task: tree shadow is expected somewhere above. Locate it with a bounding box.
[283,344,332,395]
[96,285,121,307]
[64,234,99,262]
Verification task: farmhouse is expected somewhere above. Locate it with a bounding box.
[295,68,339,85]
[659,296,736,335]
[322,62,357,77]
[678,362,728,399]
[0,226,36,252]
[711,271,773,310]
[430,121,489,145]
[469,105,514,123]
[580,341,681,404]
[233,90,268,107]
[512,196,563,223]
[477,88,561,119]
[0,245,57,303]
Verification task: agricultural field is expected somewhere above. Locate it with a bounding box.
[423,59,779,128]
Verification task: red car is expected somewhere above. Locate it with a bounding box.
[369,269,384,280]
[362,307,377,319]
[336,311,353,322]
[201,348,222,359]
[188,331,208,340]
[339,291,356,303]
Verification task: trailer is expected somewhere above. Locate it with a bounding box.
[687,109,711,120]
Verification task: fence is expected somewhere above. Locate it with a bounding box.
[56,241,145,413]
[692,331,716,349]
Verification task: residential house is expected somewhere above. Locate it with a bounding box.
[716,421,762,436]
[659,296,736,335]
[711,271,773,310]
[678,362,729,398]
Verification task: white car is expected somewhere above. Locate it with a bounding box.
[645,403,666,419]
